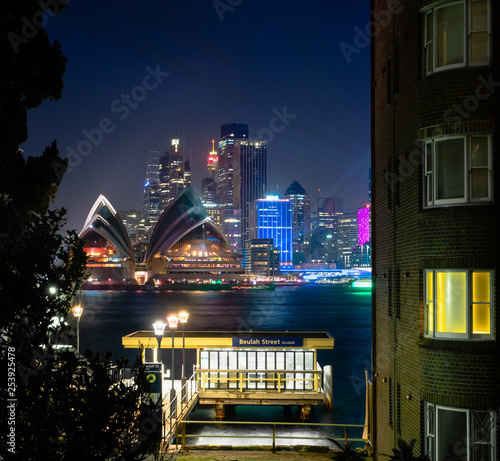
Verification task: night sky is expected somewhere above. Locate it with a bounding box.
[22,1,371,232]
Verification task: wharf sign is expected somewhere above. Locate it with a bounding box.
[232,337,303,347]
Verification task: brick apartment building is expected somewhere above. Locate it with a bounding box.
[371,0,499,459]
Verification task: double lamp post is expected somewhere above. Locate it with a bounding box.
[152,311,189,410]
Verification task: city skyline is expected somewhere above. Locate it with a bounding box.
[19,1,371,232]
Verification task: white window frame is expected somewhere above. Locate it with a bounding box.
[424,269,494,340]
[423,135,492,207]
[424,0,491,75]
[425,403,497,461]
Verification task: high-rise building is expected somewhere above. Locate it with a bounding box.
[311,196,343,233]
[217,123,248,208]
[207,139,218,182]
[249,195,293,270]
[336,213,358,269]
[220,207,241,252]
[371,1,499,459]
[141,151,160,239]
[244,238,280,278]
[117,210,142,262]
[202,177,219,226]
[240,140,267,247]
[284,180,311,255]
[357,204,370,246]
[201,177,217,204]
[158,138,190,211]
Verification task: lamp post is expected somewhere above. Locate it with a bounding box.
[152,321,166,363]
[178,311,189,402]
[72,305,83,353]
[166,314,180,417]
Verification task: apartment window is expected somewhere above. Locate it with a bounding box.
[425,403,496,461]
[424,0,490,75]
[424,270,494,339]
[424,135,492,207]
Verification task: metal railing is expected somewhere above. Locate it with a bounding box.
[162,371,198,444]
[196,368,323,392]
[175,420,368,453]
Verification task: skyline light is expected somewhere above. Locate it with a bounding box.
[21,2,370,232]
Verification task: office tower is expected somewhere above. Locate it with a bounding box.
[117,210,142,262]
[249,196,293,270]
[371,1,499,459]
[311,196,343,233]
[207,139,218,182]
[284,180,311,255]
[141,150,160,239]
[183,155,191,188]
[217,123,248,207]
[202,177,217,204]
[202,177,220,226]
[240,140,267,247]
[245,238,280,277]
[336,213,358,269]
[158,138,189,210]
[221,207,241,252]
[357,205,370,246]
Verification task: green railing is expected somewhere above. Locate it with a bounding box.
[175,420,368,453]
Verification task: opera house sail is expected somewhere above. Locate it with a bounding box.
[79,194,137,287]
[144,186,244,285]
[80,187,244,288]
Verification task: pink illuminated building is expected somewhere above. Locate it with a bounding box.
[357,205,370,246]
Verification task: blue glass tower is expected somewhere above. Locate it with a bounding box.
[251,196,293,270]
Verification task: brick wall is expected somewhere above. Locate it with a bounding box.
[372,0,500,459]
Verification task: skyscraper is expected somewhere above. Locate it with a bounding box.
[336,213,357,269]
[217,123,248,208]
[158,138,190,210]
[240,140,267,247]
[284,180,311,255]
[207,139,218,182]
[141,150,160,239]
[371,0,499,459]
[249,195,293,270]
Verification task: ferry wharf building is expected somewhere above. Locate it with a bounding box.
[371,0,500,460]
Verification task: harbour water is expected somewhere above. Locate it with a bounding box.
[77,284,371,446]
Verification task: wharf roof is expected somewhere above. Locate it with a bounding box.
[122,330,334,350]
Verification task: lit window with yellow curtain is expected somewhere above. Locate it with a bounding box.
[424,270,493,339]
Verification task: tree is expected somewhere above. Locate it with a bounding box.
[0,2,163,459]
[0,0,69,234]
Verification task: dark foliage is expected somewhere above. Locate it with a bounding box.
[0,2,164,459]
[329,439,370,461]
[386,439,430,461]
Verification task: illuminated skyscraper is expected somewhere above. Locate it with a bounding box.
[249,196,293,270]
[141,150,160,239]
[158,138,190,210]
[207,139,218,181]
[217,123,248,207]
[284,180,311,255]
[357,204,370,246]
[240,140,267,247]
[336,213,357,269]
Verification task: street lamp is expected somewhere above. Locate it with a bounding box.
[166,314,180,416]
[72,305,83,353]
[178,311,189,402]
[152,321,166,363]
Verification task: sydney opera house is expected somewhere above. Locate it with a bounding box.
[79,187,245,288]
